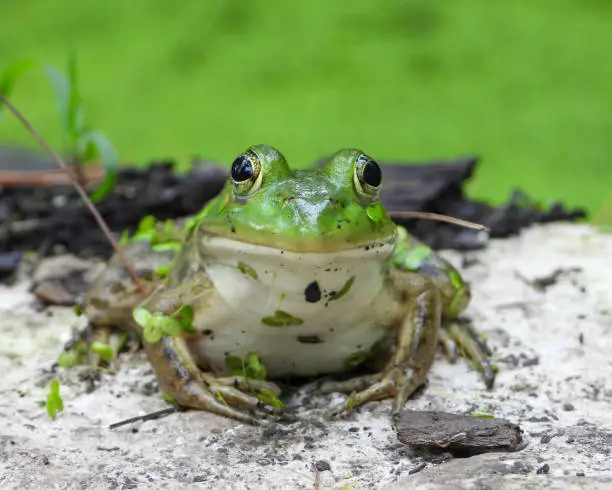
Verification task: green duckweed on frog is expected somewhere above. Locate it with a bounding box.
[82,145,494,425]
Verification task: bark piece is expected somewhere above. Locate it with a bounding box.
[396,410,526,457]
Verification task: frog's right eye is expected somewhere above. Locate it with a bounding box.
[231,150,262,195]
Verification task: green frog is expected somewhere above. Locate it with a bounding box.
[83,145,494,425]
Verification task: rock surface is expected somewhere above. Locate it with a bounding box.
[1,223,611,489]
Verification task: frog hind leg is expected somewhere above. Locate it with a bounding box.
[395,229,495,389]
[323,271,441,426]
[144,335,280,425]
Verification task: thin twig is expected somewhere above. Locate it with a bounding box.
[0,94,148,297]
[388,210,490,232]
[109,406,184,430]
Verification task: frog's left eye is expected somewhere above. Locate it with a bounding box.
[231,150,262,196]
[354,153,382,199]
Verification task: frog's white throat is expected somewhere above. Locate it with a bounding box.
[198,234,395,318]
[199,234,395,285]
[192,235,398,377]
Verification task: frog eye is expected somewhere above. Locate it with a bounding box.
[231,150,262,196]
[354,153,382,199]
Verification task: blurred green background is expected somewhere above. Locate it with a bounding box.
[1,0,611,217]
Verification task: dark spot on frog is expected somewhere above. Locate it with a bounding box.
[230,226,236,233]
[161,339,191,380]
[202,329,214,336]
[137,269,156,281]
[337,224,342,229]
[109,282,127,294]
[304,281,322,303]
[89,297,110,310]
[297,335,324,344]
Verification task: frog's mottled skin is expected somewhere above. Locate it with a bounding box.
[84,145,493,425]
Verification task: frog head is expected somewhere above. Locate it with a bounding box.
[196,144,397,252]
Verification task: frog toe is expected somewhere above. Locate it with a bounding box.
[319,373,384,396]
[444,321,496,389]
[204,378,282,417]
[213,376,281,396]
[438,328,459,363]
[324,366,426,422]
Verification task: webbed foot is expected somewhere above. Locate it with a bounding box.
[439,320,496,389]
[322,274,442,426]
[145,335,283,425]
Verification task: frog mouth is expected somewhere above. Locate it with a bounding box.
[198,229,397,255]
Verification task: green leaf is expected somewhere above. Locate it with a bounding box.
[245,352,266,380]
[119,230,130,246]
[178,304,193,322]
[57,350,80,368]
[161,392,179,406]
[129,215,157,243]
[91,341,114,362]
[44,65,73,138]
[57,340,88,368]
[72,303,84,317]
[155,264,170,277]
[143,323,162,343]
[132,307,152,327]
[471,412,495,419]
[178,304,196,333]
[256,388,284,409]
[151,241,182,252]
[402,245,432,271]
[46,379,64,420]
[66,49,83,139]
[158,316,183,337]
[225,355,245,375]
[0,59,38,112]
[77,130,118,202]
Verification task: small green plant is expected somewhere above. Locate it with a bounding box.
[0,55,118,202]
[471,403,494,419]
[91,341,115,362]
[132,303,196,343]
[120,215,183,252]
[225,352,284,409]
[161,392,179,406]
[46,379,64,420]
[57,340,89,368]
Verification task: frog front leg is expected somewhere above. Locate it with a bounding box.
[140,278,281,426]
[393,227,495,388]
[144,336,279,425]
[324,271,442,425]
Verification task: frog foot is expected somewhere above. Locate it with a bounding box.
[321,278,442,425]
[144,335,283,425]
[438,320,496,389]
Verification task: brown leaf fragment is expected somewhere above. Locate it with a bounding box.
[396,410,526,457]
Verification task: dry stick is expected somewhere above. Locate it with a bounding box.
[0,94,148,297]
[388,210,490,232]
